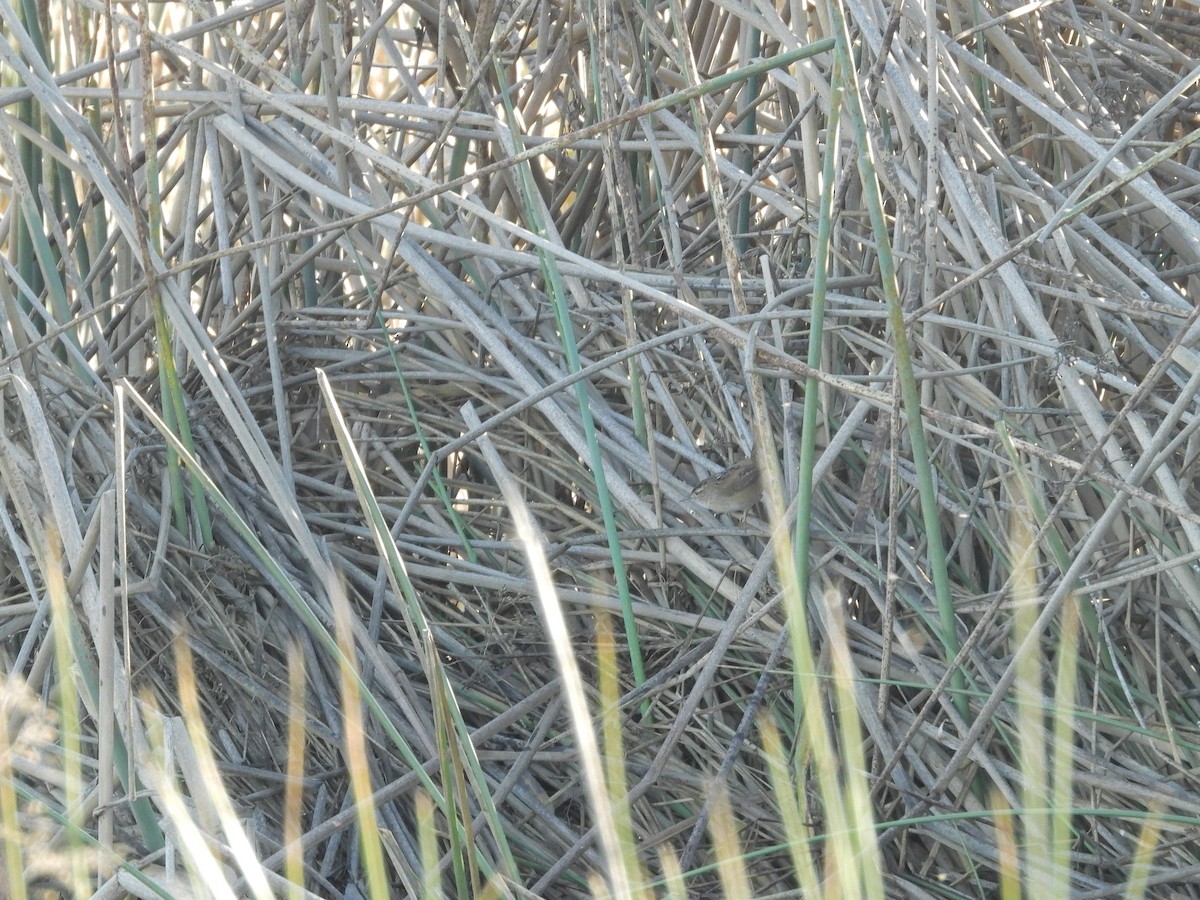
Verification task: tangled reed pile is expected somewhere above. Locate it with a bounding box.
[2,0,1200,895]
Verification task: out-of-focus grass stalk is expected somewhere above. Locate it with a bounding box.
[708,782,751,898]
[328,579,390,898]
[658,844,686,900]
[45,532,89,896]
[997,422,1099,642]
[1050,595,1081,876]
[1125,809,1164,900]
[284,641,308,900]
[765,480,882,896]
[825,589,885,892]
[597,611,650,900]
[173,635,275,900]
[1009,483,1053,893]
[1006,473,1097,894]
[416,790,440,899]
[992,795,1020,900]
[140,695,238,900]
[761,715,820,896]
[0,678,26,900]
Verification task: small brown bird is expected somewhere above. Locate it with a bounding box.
[690,456,762,513]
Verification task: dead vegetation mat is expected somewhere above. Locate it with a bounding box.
[2,0,1200,896]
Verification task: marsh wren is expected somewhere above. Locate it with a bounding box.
[689,456,762,513]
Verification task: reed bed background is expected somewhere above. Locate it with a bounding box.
[1,0,1200,896]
